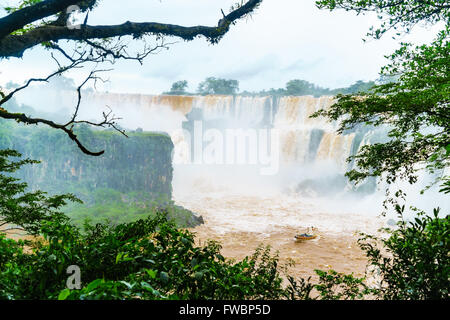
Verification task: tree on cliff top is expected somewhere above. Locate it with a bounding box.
[0,0,263,156]
[165,80,189,96]
[198,77,240,95]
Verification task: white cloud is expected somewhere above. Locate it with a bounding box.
[0,0,443,94]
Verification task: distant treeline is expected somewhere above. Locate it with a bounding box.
[4,75,379,98]
[163,77,384,97]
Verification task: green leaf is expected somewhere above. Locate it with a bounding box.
[58,288,71,300]
[86,279,104,291]
[145,269,157,279]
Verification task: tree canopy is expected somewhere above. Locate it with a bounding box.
[316,0,450,39]
[313,0,449,196]
[166,77,376,97]
[166,80,189,96]
[197,77,240,95]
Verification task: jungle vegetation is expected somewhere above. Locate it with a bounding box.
[0,149,448,300]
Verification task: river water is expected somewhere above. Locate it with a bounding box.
[173,166,387,279]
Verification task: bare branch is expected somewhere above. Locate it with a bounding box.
[0,0,263,58]
[0,68,123,157]
[0,58,83,107]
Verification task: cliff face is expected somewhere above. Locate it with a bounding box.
[0,121,174,200]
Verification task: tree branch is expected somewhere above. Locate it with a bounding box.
[0,0,263,58]
[0,69,124,156]
[0,0,86,39]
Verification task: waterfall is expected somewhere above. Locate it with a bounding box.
[66,92,382,203]
[77,92,364,176]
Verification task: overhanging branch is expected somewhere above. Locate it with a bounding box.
[0,0,263,58]
[0,0,85,39]
[0,69,123,157]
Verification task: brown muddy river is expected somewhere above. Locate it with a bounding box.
[174,182,386,280]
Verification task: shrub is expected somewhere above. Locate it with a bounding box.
[358,205,449,300]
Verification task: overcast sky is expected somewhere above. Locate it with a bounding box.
[0,0,443,95]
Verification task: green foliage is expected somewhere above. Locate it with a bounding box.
[0,150,286,300]
[0,149,80,235]
[65,188,202,228]
[439,176,450,194]
[242,79,376,97]
[314,31,449,188]
[165,80,189,95]
[0,210,289,300]
[311,5,449,301]
[198,77,240,95]
[314,269,371,300]
[3,0,97,15]
[358,205,449,300]
[0,116,203,227]
[3,0,46,36]
[335,80,376,95]
[312,4,449,193]
[0,152,448,300]
[315,0,450,39]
